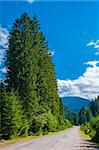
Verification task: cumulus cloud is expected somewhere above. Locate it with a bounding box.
[0,26,9,45]
[57,60,99,100]
[87,40,99,55]
[0,25,9,79]
[0,27,9,62]
[84,60,99,67]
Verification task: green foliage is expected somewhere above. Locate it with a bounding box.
[79,96,99,125]
[65,107,78,125]
[1,13,70,140]
[44,111,57,132]
[0,83,27,139]
[57,99,72,130]
[89,97,99,116]
[81,115,99,143]
[80,97,99,143]
[79,107,93,124]
[6,13,40,123]
[92,125,99,143]
[31,110,58,135]
[9,91,29,139]
[81,123,92,136]
[0,82,12,139]
[64,96,99,126]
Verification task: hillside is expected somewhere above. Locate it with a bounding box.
[62,96,90,112]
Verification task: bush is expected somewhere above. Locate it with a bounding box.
[30,110,58,135]
[92,126,99,143]
[81,115,99,143]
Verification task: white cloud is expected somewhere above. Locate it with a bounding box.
[0,25,9,45]
[87,41,95,47]
[84,60,99,67]
[57,60,99,100]
[87,40,99,55]
[0,25,9,66]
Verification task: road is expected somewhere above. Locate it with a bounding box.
[1,126,99,150]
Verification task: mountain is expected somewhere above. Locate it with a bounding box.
[62,96,90,112]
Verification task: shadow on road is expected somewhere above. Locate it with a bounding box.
[76,139,99,150]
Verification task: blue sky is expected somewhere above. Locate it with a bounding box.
[0,0,99,99]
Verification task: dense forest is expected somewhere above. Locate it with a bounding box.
[0,13,71,140]
[80,97,99,143]
[65,108,79,125]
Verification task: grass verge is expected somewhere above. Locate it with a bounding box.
[80,130,99,146]
[80,130,91,140]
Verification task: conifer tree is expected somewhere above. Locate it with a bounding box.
[32,16,61,117]
[6,14,40,128]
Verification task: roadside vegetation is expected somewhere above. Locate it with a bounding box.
[64,96,99,144]
[80,97,99,144]
[65,108,79,125]
[0,13,72,141]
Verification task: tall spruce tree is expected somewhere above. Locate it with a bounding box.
[32,16,60,114]
[6,14,40,128]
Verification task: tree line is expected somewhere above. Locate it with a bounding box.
[0,13,71,140]
[80,96,99,143]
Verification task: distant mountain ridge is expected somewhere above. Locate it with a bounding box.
[62,96,90,112]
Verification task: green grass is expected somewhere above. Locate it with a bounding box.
[80,130,91,140]
[80,130,99,146]
[0,135,38,145]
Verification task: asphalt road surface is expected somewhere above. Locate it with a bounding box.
[1,126,99,150]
